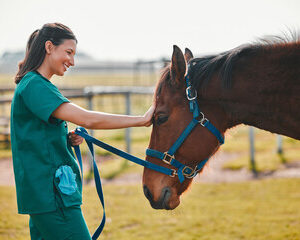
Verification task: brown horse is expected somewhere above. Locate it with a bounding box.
[143,34,300,210]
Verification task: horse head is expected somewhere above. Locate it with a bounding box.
[143,45,226,210]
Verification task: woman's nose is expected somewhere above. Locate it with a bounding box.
[69,56,75,66]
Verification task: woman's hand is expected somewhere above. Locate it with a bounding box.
[142,103,155,127]
[68,130,84,146]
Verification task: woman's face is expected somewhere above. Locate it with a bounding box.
[47,39,77,76]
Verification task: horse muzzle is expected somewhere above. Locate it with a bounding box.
[143,185,180,210]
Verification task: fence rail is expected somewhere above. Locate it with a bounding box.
[0,86,284,174]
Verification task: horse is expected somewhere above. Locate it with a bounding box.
[142,34,300,210]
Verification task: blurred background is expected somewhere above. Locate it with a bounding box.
[0,0,300,239]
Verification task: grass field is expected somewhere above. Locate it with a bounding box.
[1,74,300,239]
[0,178,299,240]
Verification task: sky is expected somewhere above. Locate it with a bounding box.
[0,0,299,61]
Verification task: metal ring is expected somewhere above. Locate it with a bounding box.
[182,166,194,177]
[185,170,199,178]
[200,118,209,127]
[196,112,205,123]
[186,86,197,100]
[170,169,177,177]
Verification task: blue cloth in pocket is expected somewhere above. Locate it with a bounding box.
[55,165,78,195]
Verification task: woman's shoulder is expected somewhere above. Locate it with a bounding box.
[18,71,51,91]
[22,71,46,84]
[17,71,64,103]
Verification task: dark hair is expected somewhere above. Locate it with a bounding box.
[15,23,77,83]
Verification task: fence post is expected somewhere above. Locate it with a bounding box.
[125,92,131,153]
[277,135,283,154]
[249,127,257,175]
[85,93,95,177]
[87,94,94,137]
[276,135,286,163]
[134,61,140,85]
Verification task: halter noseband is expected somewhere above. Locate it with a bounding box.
[146,64,224,183]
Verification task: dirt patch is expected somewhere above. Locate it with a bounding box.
[0,157,15,186]
[1,152,300,186]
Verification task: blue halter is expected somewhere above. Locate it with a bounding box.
[146,65,224,183]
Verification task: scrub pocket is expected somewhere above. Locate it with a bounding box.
[54,165,82,207]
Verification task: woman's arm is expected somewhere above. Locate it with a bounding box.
[52,102,155,129]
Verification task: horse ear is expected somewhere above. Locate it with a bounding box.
[170,45,186,87]
[184,48,194,63]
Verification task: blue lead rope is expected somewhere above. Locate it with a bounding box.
[74,127,175,177]
[72,126,177,239]
[73,128,105,240]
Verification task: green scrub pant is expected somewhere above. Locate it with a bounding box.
[29,204,91,240]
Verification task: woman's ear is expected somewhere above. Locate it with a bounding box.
[45,40,54,54]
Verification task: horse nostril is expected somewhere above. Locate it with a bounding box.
[160,187,172,209]
[143,185,172,209]
[143,185,153,202]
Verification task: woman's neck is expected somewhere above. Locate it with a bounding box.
[37,58,53,80]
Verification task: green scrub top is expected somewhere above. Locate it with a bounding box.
[10,71,82,214]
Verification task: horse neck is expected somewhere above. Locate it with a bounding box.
[203,43,300,140]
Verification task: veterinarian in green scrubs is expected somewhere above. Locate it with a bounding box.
[11,23,154,240]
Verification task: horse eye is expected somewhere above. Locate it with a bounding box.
[156,115,169,125]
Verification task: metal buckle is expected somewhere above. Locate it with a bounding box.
[170,169,177,177]
[163,152,174,165]
[196,112,209,127]
[185,169,199,178]
[199,118,209,127]
[186,86,197,100]
[182,166,195,178]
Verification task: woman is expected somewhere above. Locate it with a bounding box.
[11,23,154,240]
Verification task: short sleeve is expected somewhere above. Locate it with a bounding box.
[20,76,69,123]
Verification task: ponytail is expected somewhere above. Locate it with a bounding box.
[15,30,41,83]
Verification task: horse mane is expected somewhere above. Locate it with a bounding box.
[189,31,300,91]
[155,66,170,99]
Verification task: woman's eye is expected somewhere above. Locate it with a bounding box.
[156,116,168,125]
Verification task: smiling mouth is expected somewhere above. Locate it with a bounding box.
[63,64,69,71]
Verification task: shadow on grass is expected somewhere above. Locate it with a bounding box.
[278,152,287,164]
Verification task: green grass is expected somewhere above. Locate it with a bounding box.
[223,126,300,172]
[0,148,11,159]
[1,178,300,240]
